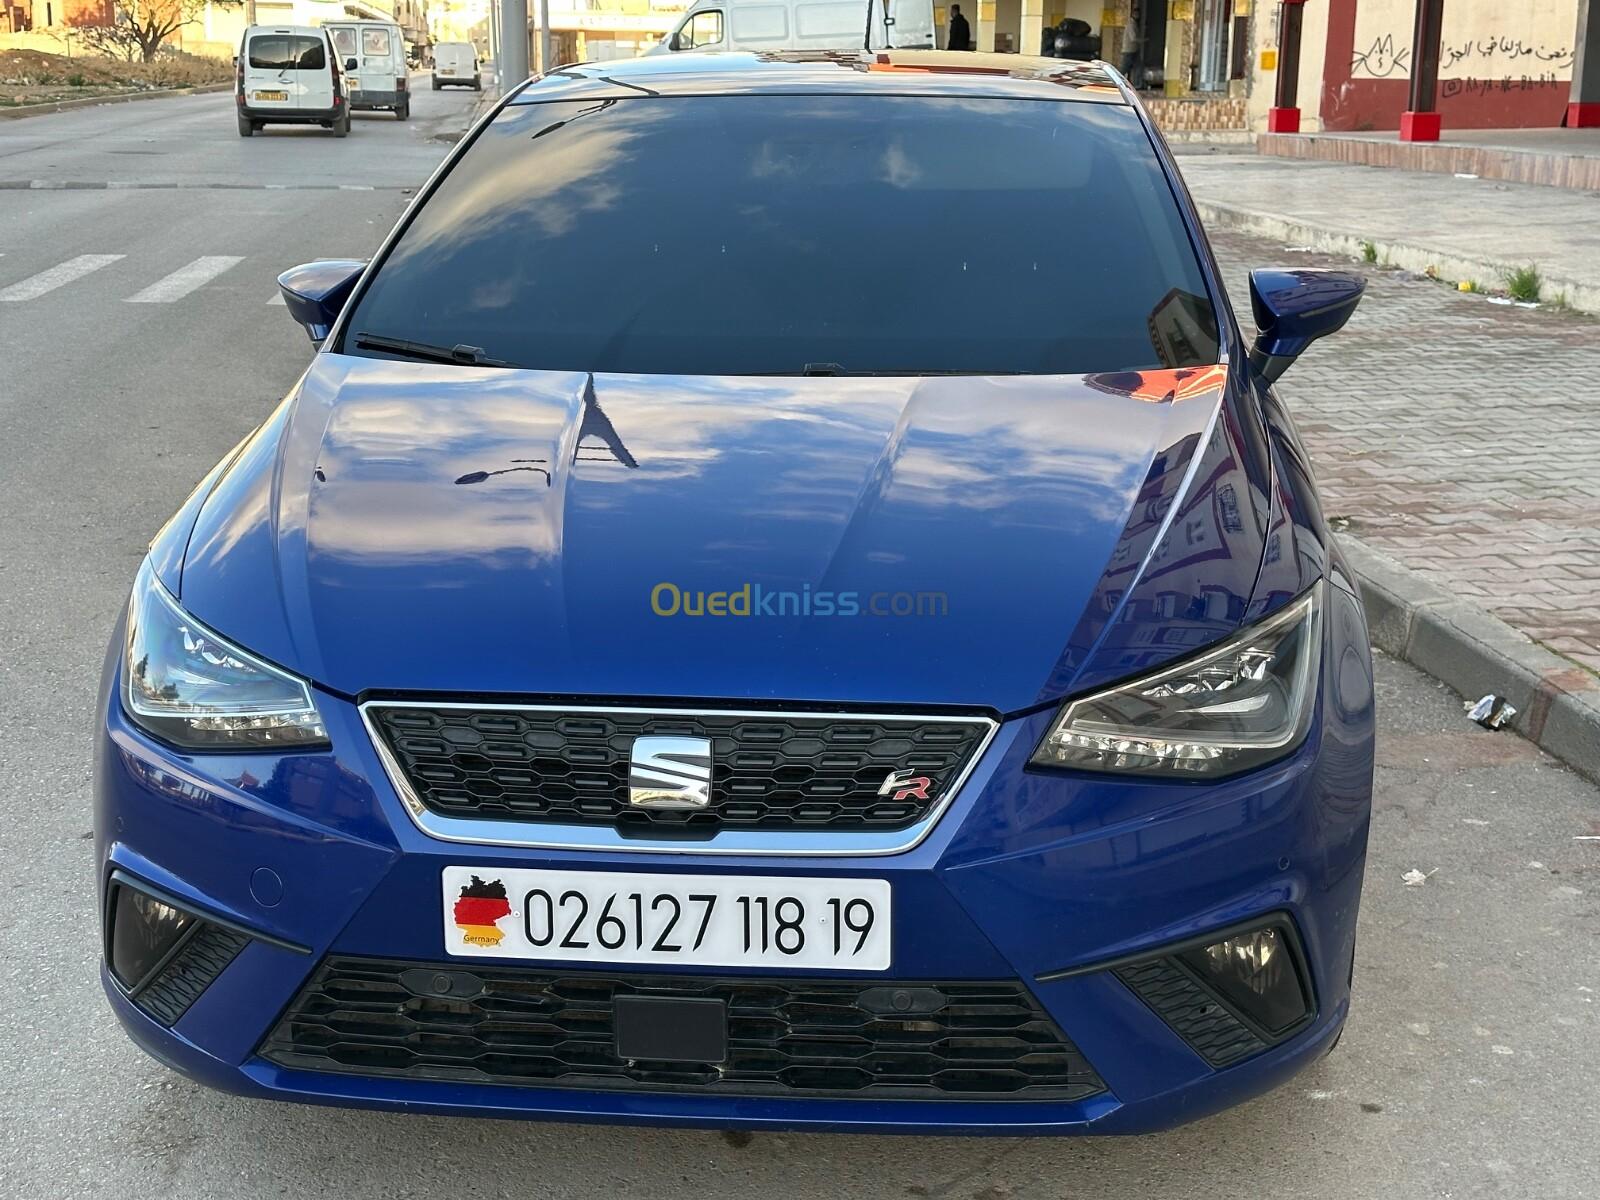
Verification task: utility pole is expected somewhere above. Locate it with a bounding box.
[537,0,550,74]
[499,0,529,88]
[488,0,500,86]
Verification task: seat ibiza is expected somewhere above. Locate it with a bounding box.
[97,50,1374,1134]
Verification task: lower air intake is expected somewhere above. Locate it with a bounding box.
[260,957,1106,1101]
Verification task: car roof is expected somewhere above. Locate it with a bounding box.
[509,51,1128,105]
[246,24,325,36]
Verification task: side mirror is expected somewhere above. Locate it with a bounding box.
[346,56,359,71]
[1248,268,1365,383]
[277,260,366,347]
[669,31,685,50]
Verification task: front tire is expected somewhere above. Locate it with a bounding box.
[237,113,254,137]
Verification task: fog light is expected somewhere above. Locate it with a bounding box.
[108,883,194,991]
[1179,925,1309,1035]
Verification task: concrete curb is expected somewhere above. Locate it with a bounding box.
[0,82,231,121]
[1192,197,1600,317]
[1342,536,1600,782]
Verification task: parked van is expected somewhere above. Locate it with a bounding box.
[650,0,935,54]
[432,42,482,90]
[236,25,350,137]
[326,20,410,119]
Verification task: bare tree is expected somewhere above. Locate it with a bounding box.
[70,0,243,64]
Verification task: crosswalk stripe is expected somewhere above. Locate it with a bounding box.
[0,254,124,302]
[267,291,286,305]
[124,256,245,304]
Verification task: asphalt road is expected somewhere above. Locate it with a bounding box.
[2,91,1598,1200]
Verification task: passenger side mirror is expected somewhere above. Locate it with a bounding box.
[669,31,684,49]
[346,56,359,70]
[1248,268,1365,384]
[277,260,366,347]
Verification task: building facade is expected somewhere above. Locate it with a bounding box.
[1257,0,1593,132]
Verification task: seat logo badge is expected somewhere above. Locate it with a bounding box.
[629,736,713,809]
[879,769,933,803]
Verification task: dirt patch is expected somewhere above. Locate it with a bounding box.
[0,49,229,108]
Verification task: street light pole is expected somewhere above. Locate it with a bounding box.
[500,0,529,87]
[488,0,500,86]
[537,0,550,74]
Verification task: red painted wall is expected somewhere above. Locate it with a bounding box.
[1320,0,1572,131]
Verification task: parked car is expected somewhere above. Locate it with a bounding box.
[235,24,351,137]
[325,20,410,120]
[650,0,935,54]
[432,41,481,89]
[99,51,1373,1135]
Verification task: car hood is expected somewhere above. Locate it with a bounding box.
[175,355,1267,712]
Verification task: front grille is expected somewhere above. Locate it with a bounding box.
[366,705,990,832]
[260,957,1106,1101]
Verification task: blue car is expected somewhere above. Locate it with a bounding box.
[96,51,1374,1135]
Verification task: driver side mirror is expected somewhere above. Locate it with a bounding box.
[277,260,366,347]
[669,31,685,49]
[345,56,359,71]
[1248,268,1365,383]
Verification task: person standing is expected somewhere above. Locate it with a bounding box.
[947,4,973,50]
[1120,2,1144,87]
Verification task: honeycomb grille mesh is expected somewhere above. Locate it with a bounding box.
[135,924,250,1027]
[260,957,1106,1101]
[1114,958,1267,1066]
[367,706,989,831]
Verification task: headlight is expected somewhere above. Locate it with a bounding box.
[1031,585,1322,778]
[123,560,329,750]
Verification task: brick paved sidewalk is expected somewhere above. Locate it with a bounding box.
[1209,228,1600,675]
[1181,153,1600,314]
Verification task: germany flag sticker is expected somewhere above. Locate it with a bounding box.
[452,876,511,948]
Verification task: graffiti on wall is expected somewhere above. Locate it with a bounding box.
[1352,33,1574,82]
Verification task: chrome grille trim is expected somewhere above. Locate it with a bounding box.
[359,701,999,857]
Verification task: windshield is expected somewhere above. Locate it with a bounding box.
[342,95,1219,376]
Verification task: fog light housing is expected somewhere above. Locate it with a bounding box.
[1179,924,1309,1036]
[1098,915,1317,1067]
[108,882,194,991]
[103,873,252,1025]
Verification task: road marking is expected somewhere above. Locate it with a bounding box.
[267,292,286,305]
[0,254,124,302]
[124,256,244,304]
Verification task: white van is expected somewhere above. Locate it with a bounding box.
[326,20,410,119]
[432,42,482,90]
[236,25,350,137]
[651,0,935,54]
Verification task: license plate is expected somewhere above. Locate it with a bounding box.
[253,90,288,101]
[443,866,891,971]
[441,68,455,74]
[348,77,360,88]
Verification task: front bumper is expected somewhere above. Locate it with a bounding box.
[94,585,1374,1134]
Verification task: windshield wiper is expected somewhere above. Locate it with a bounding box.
[353,332,515,368]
